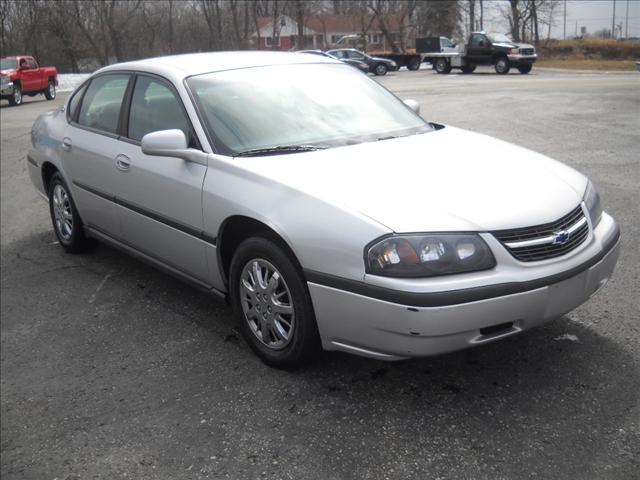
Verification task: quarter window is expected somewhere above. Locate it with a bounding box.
[77,74,130,134]
[127,76,190,142]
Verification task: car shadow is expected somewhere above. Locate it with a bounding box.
[2,230,637,477]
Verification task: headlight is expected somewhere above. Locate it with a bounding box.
[366,234,496,278]
[584,180,603,227]
[510,48,519,55]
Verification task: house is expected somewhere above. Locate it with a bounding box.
[253,14,406,51]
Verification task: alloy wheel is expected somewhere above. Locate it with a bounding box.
[239,258,295,350]
[52,183,73,241]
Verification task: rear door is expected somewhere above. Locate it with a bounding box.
[62,73,132,238]
[113,74,210,283]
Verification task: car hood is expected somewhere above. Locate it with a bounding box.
[492,42,535,50]
[370,56,394,64]
[236,126,587,233]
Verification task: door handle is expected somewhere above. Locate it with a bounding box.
[61,137,72,151]
[115,154,131,171]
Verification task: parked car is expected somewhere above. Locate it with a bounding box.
[298,50,369,73]
[327,48,398,75]
[28,52,620,369]
[1,56,58,106]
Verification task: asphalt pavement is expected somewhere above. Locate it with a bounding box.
[2,67,639,479]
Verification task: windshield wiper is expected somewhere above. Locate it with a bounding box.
[234,145,326,157]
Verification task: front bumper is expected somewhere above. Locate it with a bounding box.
[508,54,537,65]
[1,82,14,97]
[308,215,620,360]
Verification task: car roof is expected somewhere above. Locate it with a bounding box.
[96,51,340,83]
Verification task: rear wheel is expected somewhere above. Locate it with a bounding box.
[229,236,321,369]
[8,84,22,106]
[48,173,93,253]
[461,65,476,74]
[435,58,452,74]
[44,80,56,100]
[374,63,388,76]
[494,56,510,74]
[517,64,533,74]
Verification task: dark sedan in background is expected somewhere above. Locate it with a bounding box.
[327,48,398,76]
[297,50,369,74]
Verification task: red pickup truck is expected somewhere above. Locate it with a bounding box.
[1,56,58,106]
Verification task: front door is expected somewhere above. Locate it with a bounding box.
[467,34,492,64]
[114,74,210,283]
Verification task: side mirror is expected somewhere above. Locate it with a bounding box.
[479,40,485,47]
[141,129,207,166]
[403,99,420,115]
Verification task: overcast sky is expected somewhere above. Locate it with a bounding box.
[480,0,640,39]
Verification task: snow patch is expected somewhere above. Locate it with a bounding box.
[554,333,580,343]
[57,73,91,93]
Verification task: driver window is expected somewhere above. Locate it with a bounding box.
[470,35,485,47]
[128,76,190,143]
[349,51,365,60]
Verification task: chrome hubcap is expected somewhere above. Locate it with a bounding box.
[240,258,295,350]
[14,89,21,103]
[52,184,73,241]
[49,83,55,97]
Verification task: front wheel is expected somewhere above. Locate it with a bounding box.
[435,58,452,74]
[44,80,56,100]
[229,237,321,369]
[8,84,22,106]
[48,173,93,253]
[494,56,511,74]
[517,64,533,74]
[374,63,388,76]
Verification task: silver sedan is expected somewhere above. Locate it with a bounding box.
[28,52,620,369]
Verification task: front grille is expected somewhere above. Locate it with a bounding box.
[520,48,535,55]
[492,205,589,262]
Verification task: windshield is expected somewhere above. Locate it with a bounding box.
[187,64,431,156]
[1,58,17,70]
[487,33,513,43]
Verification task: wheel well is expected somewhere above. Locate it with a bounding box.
[48,76,55,84]
[493,53,508,62]
[41,162,58,193]
[217,216,301,285]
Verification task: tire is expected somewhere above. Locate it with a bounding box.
[435,57,452,74]
[374,63,388,76]
[8,84,22,106]
[517,64,532,74]
[48,172,93,253]
[494,56,510,74]
[461,65,476,74]
[44,80,56,100]
[407,56,421,71]
[229,236,321,369]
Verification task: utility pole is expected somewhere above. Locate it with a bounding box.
[612,0,616,39]
[625,0,630,39]
[563,0,566,40]
[480,0,484,31]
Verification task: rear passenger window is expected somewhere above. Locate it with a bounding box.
[128,76,190,142]
[77,74,130,134]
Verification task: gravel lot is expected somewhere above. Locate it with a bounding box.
[2,67,639,480]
